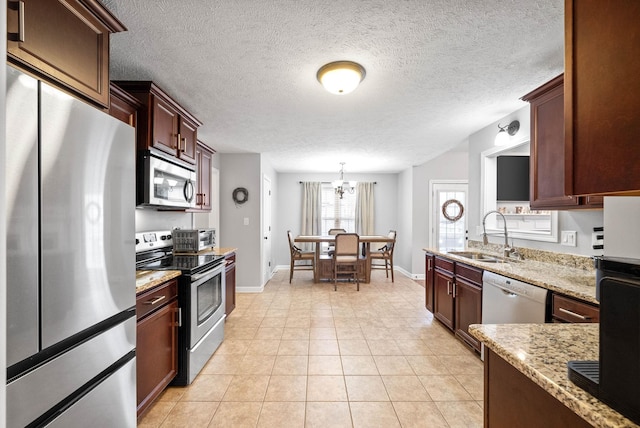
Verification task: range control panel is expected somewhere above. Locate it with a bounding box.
[135,230,173,253]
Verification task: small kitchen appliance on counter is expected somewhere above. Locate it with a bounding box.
[568,256,640,425]
[136,230,226,385]
[172,228,216,253]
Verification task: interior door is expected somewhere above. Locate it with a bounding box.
[431,181,468,252]
[263,175,273,284]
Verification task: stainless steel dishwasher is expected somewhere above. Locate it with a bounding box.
[481,271,549,359]
[482,271,549,325]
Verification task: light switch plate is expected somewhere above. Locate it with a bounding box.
[243,217,249,226]
[561,230,577,247]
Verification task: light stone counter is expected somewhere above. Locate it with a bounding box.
[470,323,637,428]
[136,270,181,294]
[423,247,597,304]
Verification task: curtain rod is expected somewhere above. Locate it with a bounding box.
[299,181,377,184]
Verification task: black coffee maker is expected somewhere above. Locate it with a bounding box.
[568,256,640,424]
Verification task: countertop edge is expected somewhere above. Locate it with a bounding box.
[469,324,635,428]
[136,270,182,294]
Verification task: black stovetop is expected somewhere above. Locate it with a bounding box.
[136,250,225,275]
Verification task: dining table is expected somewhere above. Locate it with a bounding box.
[294,234,395,283]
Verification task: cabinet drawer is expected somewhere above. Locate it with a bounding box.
[552,294,599,323]
[136,279,178,320]
[225,253,236,268]
[435,256,454,274]
[455,262,483,285]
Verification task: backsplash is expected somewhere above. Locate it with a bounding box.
[468,240,595,271]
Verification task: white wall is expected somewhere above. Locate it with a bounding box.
[274,172,399,268]
[467,106,603,256]
[220,154,263,291]
[396,169,413,275]
[411,149,470,274]
[261,156,277,282]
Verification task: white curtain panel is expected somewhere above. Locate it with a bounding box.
[355,182,375,236]
[301,182,321,250]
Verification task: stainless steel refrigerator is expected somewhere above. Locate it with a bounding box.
[6,65,136,427]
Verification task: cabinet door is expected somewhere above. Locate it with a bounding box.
[196,144,213,211]
[425,254,435,312]
[136,300,178,416]
[524,75,580,209]
[565,0,640,196]
[109,83,140,127]
[151,95,179,156]
[7,0,123,107]
[454,278,482,352]
[433,270,455,331]
[225,263,236,316]
[178,116,198,164]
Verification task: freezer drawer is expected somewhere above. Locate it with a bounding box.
[46,358,136,428]
[7,317,135,428]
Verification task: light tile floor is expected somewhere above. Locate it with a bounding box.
[138,270,484,427]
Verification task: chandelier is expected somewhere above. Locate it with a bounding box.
[332,162,357,199]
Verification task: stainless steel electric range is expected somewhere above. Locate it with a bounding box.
[135,230,226,385]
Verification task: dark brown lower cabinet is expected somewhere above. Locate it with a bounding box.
[425,253,435,312]
[136,279,179,418]
[433,257,483,352]
[454,277,482,351]
[485,349,591,427]
[433,268,455,330]
[225,252,236,316]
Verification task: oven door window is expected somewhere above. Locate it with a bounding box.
[197,273,222,325]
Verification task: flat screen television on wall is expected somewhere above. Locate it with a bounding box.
[497,156,530,201]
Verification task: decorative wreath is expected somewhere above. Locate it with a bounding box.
[442,199,464,222]
[232,187,249,204]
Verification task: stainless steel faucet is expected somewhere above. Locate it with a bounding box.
[482,210,518,258]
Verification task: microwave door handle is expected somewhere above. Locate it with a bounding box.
[184,179,195,202]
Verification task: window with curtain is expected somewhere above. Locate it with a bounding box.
[320,183,356,234]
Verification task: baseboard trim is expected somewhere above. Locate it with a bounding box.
[236,285,265,293]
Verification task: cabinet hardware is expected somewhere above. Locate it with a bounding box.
[144,295,166,305]
[202,193,206,206]
[558,307,591,320]
[427,259,432,270]
[447,281,451,295]
[452,282,457,298]
[8,1,26,42]
[177,307,182,327]
[176,133,181,150]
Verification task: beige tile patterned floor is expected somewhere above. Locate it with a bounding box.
[138,270,484,427]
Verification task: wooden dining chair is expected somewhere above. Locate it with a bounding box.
[332,233,360,291]
[287,230,315,283]
[326,228,346,255]
[370,230,396,282]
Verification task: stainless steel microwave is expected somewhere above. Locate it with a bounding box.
[173,228,216,253]
[138,151,196,209]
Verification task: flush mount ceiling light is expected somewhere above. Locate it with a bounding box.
[494,120,521,146]
[317,61,366,95]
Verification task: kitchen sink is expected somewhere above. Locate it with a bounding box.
[447,251,503,263]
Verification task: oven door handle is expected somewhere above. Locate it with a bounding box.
[191,264,225,283]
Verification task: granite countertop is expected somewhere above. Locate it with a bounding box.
[469,323,636,428]
[423,247,598,304]
[207,247,237,257]
[136,270,181,294]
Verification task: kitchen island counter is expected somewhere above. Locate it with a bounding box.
[470,323,637,428]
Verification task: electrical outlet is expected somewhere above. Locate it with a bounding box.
[561,230,577,247]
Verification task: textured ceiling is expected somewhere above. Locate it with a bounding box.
[104,0,564,173]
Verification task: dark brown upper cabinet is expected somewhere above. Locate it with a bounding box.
[7,0,126,107]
